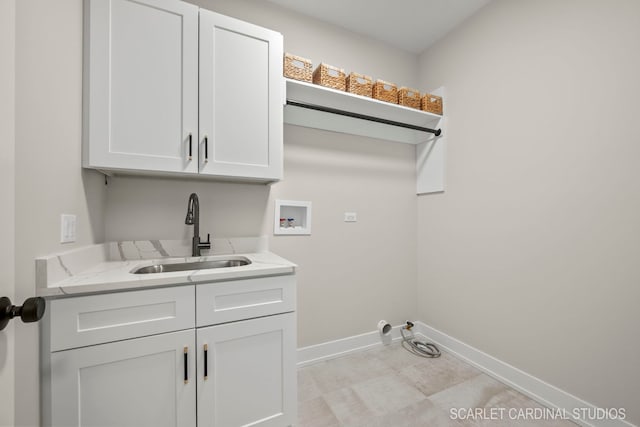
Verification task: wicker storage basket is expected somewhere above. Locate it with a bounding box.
[398,87,421,109]
[346,72,373,97]
[372,80,398,104]
[312,63,346,91]
[284,53,312,82]
[421,93,443,115]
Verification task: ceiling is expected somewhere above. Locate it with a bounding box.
[266,0,492,54]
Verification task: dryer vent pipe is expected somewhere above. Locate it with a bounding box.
[378,320,392,336]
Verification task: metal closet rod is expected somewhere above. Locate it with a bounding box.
[286,100,442,136]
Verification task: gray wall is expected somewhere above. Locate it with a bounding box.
[14,0,106,424]
[270,127,417,346]
[0,0,16,425]
[416,0,640,424]
[106,125,419,347]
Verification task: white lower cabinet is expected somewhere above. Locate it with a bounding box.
[49,330,196,427]
[197,313,296,427]
[42,277,296,427]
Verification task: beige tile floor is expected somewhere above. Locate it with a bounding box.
[298,343,578,427]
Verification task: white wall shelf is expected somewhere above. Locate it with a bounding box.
[284,79,447,195]
[284,78,442,145]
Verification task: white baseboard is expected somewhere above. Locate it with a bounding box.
[412,321,636,427]
[297,325,403,368]
[297,321,636,427]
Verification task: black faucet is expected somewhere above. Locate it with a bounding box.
[185,193,211,257]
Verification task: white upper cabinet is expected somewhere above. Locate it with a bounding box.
[83,0,199,175]
[83,0,284,182]
[199,10,283,181]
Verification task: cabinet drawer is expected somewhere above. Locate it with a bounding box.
[49,286,195,352]
[196,275,295,327]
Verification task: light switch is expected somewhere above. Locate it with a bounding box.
[344,212,357,222]
[61,214,77,243]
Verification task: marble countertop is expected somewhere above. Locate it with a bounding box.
[36,238,296,297]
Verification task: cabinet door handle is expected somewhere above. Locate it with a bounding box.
[204,136,209,163]
[204,344,208,380]
[188,133,193,161]
[183,346,188,384]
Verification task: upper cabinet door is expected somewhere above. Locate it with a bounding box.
[83,0,198,174]
[199,10,283,181]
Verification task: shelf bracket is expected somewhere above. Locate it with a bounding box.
[286,100,442,136]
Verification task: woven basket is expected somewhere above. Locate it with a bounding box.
[284,53,312,82]
[372,80,398,104]
[346,72,373,97]
[421,93,443,115]
[312,63,346,91]
[398,87,421,109]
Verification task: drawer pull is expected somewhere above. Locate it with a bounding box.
[204,344,208,380]
[183,346,188,384]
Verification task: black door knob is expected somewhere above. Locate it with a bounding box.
[0,296,46,331]
[19,297,46,323]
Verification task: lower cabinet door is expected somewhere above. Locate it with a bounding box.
[50,330,196,427]
[197,313,296,427]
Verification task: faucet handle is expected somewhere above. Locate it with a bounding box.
[198,233,211,251]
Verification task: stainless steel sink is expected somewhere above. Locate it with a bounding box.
[132,257,251,274]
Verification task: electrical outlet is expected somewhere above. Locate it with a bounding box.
[60,214,77,243]
[344,212,357,222]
